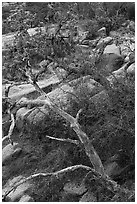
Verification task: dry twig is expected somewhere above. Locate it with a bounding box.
[46,135,81,145]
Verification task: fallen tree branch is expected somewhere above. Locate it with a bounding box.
[16,82,106,176]
[16,64,106,176]
[76,109,83,122]
[46,135,81,146]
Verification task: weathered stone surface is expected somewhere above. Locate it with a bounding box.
[2,24,58,49]
[104,44,121,56]
[56,67,67,80]
[89,90,111,114]
[2,143,22,165]
[3,176,32,202]
[26,107,50,131]
[7,183,30,202]
[15,103,60,133]
[2,76,60,102]
[127,63,135,75]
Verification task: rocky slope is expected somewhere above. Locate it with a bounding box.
[2,20,135,202]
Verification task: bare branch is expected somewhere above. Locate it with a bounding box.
[2,120,12,125]
[76,109,83,122]
[46,135,81,145]
[2,165,92,199]
[20,61,109,176]
[2,135,10,143]
[16,88,105,176]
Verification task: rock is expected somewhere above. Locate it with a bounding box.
[2,143,22,166]
[56,67,67,80]
[6,182,31,202]
[16,107,31,130]
[127,63,135,75]
[63,181,87,195]
[19,194,34,202]
[3,175,32,202]
[104,44,121,56]
[2,165,11,182]
[3,76,60,102]
[97,27,106,38]
[16,105,50,133]
[89,90,111,114]
[96,53,124,76]
[26,107,50,133]
[79,191,97,202]
[2,24,58,49]
[3,175,22,189]
[2,32,16,49]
